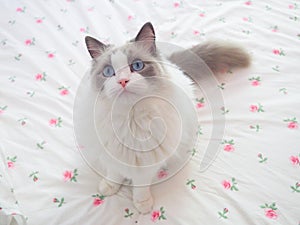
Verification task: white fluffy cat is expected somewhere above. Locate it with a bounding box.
[84,22,250,214]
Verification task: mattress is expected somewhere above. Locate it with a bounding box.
[1,0,300,224]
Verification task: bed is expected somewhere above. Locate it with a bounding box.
[1,0,300,224]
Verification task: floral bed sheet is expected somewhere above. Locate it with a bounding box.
[1,0,300,224]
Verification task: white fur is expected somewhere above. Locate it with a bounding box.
[93,50,197,214]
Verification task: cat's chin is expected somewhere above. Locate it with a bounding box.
[117,87,146,98]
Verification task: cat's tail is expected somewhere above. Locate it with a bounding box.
[189,41,251,73]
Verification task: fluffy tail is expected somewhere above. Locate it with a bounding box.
[189,41,251,73]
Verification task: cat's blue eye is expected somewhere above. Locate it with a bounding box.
[103,65,115,77]
[131,59,144,72]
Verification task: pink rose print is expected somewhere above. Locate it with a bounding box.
[80,27,89,33]
[7,156,17,169]
[249,76,261,86]
[58,86,69,96]
[288,3,298,9]
[222,139,235,152]
[288,121,298,129]
[186,179,197,190]
[49,118,57,125]
[157,169,168,179]
[63,169,78,182]
[284,118,298,129]
[224,144,234,152]
[222,180,231,189]
[260,202,278,219]
[7,161,14,168]
[170,31,177,39]
[14,53,22,61]
[244,1,252,5]
[0,105,7,115]
[60,89,69,95]
[199,12,205,17]
[35,72,47,81]
[193,30,200,35]
[53,197,66,207]
[29,171,39,182]
[195,97,205,109]
[16,7,26,13]
[272,48,286,56]
[258,152,268,163]
[151,207,166,222]
[242,16,252,22]
[250,105,258,112]
[151,210,160,222]
[35,17,44,23]
[18,118,27,126]
[218,208,229,219]
[49,117,62,127]
[291,182,300,193]
[173,2,181,8]
[93,198,104,206]
[265,209,278,219]
[25,38,36,46]
[63,170,73,181]
[290,155,300,165]
[46,51,55,58]
[196,102,204,108]
[87,6,95,12]
[249,103,264,112]
[92,194,105,206]
[222,178,238,191]
[25,40,31,45]
[220,106,230,115]
[35,73,42,80]
[124,208,134,218]
[279,87,288,95]
[127,15,134,21]
[271,25,279,32]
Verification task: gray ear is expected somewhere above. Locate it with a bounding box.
[85,36,107,59]
[135,22,156,53]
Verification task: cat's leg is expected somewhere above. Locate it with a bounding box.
[132,186,154,214]
[99,171,124,196]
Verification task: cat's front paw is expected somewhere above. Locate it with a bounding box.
[99,179,121,196]
[134,196,154,214]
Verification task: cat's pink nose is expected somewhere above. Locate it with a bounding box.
[118,78,129,88]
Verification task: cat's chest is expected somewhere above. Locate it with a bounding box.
[97,99,181,149]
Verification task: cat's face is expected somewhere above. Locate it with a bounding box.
[85,22,164,99]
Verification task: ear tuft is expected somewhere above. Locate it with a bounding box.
[85,36,106,59]
[135,22,156,53]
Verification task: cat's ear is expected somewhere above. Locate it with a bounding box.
[135,22,156,53]
[85,36,107,59]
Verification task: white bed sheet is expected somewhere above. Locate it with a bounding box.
[1,0,300,224]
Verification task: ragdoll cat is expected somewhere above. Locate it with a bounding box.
[85,22,250,214]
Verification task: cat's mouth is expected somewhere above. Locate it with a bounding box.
[119,87,136,95]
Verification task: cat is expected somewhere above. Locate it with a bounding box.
[84,22,250,214]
